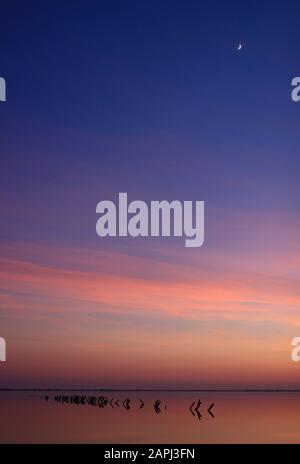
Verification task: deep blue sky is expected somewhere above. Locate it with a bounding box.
[0,0,299,248]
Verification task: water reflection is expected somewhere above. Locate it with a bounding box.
[0,391,300,443]
[51,393,215,420]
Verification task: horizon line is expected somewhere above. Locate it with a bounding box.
[1,388,300,393]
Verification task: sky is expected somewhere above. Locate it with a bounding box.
[0,0,300,388]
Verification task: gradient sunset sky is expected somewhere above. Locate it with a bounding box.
[0,0,300,388]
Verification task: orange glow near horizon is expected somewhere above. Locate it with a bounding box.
[0,240,299,388]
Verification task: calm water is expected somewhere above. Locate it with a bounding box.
[0,391,300,443]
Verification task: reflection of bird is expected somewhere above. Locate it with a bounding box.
[139,398,145,409]
[189,400,202,420]
[123,398,131,410]
[154,400,161,414]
